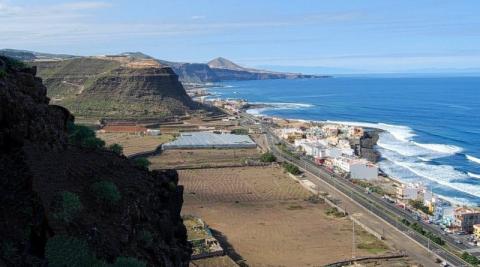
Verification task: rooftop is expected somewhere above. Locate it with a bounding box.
[163,132,256,149]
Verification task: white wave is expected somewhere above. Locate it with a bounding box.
[326,120,462,160]
[467,154,480,164]
[413,142,463,154]
[251,102,314,109]
[379,150,480,198]
[468,172,480,179]
[246,102,314,116]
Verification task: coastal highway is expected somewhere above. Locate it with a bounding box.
[264,131,469,266]
[239,114,471,266]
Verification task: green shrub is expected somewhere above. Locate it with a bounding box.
[0,69,6,78]
[45,235,104,267]
[133,157,150,170]
[283,162,301,175]
[112,257,147,267]
[167,181,177,192]
[67,123,105,149]
[92,181,121,204]
[260,152,276,163]
[108,143,124,155]
[461,251,480,265]
[138,230,153,247]
[54,191,83,223]
[3,57,27,69]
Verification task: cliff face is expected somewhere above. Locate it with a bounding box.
[34,57,199,119]
[0,56,191,266]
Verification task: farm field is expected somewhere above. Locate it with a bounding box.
[96,132,174,156]
[179,167,395,267]
[149,148,260,169]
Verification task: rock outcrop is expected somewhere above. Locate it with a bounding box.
[33,56,202,119]
[0,56,191,266]
[351,130,381,163]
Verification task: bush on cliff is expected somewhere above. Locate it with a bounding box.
[67,122,105,149]
[133,157,150,170]
[112,257,147,267]
[45,235,102,267]
[91,180,121,205]
[53,191,83,223]
[108,143,124,156]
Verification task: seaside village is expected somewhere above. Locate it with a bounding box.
[95,95,480,264]
[274,122,480,244]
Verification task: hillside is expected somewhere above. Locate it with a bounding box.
[0,56,191,266]
[33,56,201,119]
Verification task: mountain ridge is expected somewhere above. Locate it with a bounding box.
[1,49,327,83]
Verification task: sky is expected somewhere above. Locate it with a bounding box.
[1,0,480,74]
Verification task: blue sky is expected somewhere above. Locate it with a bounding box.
[1,0,480,73]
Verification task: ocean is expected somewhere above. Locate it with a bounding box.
[208,77,480,206]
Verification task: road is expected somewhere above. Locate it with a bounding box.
[240,114,471,266]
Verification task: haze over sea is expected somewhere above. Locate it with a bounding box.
[210,77,480,206]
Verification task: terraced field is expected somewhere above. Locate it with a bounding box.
[179,167,393,267]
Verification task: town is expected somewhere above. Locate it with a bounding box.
[94,95,480,266]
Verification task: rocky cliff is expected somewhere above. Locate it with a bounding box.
[0,56,191,266]
[33,56,201,119]
[1,50,327,84]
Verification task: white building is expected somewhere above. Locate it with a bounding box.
[397,183,422,200]
[350,161,378,180]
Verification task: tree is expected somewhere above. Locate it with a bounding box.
[67,123,105,149]
[91,180,121,205]
[133,157,150,170]
[108,143,123,155]
[54,191,83,223]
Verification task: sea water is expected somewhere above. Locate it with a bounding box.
[209,77,480,206]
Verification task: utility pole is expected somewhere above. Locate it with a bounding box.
[352,220,356,260]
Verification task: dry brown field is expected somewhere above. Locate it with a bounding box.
[96,132,174,156]
[149,148,261,169]
[179,167,393,267]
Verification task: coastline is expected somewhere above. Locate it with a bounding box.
[200,79,480,208]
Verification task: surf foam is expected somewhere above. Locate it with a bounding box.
[467,154,480,165]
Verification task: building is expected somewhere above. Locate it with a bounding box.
[146,129,161,136]
[474,224,480,240]
[454,208,480,233]
[397,183,420,200]
[322,124,339,137]
[163,132,256,149]
[279,128,304,142]
[349,160,378,180]
[99,124,147,135]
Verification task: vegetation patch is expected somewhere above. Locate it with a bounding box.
[108,143,124,156]
[67,122,105,149]
[133,157,151,170]
[91,180,121,205]
[325,207,346,218]
[283,162,301,175]
[112,257,147,267]
[260,152,276,163]
[409,199,433,215]
[401,219,445,245]
[53,191,83,223]
[45,235,101,267]
[461,251,480,265]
